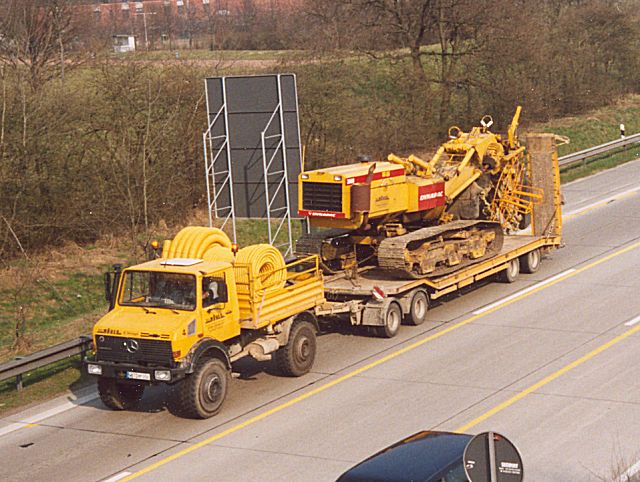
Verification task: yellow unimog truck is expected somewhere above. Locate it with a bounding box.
[85,227,324,419]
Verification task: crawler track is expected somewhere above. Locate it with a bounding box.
[378,220,504,279]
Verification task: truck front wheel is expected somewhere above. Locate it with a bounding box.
[97,377,145,410]
[275,320,317,377]
[171,358,229,419]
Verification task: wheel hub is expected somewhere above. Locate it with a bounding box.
[205,375,221,403]
[297,338,310,360]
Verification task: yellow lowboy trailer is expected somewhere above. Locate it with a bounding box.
[86,228,324,419]
[315,133,563,337]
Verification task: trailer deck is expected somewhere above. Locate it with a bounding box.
[324,234,560,300]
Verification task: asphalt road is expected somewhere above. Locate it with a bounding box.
[2,159,640,482]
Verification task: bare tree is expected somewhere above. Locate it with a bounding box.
[0,0,77,90]
[353,0,435,77]
[300,0,355,51]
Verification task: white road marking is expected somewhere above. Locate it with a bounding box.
[0,392,98,437]
[617,459,640,482]
[563,184,640,219]
[624,314,640,326]
[473,269,577,315]
[103,472,132,482]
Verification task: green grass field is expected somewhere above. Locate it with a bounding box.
[537,95,640,157]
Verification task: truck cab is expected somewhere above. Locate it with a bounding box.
[89,258,240,389]
[86,235,324,419]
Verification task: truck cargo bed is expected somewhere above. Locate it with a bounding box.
[237,256,325,330]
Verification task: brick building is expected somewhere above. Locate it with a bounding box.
[78,0,300,49]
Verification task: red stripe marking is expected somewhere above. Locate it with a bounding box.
[299,210,346,219]
[346,168,405,185]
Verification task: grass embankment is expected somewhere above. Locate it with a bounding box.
[535,94,640,182]
[1,92,639,416]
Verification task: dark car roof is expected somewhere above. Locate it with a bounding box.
[337,431,472,482]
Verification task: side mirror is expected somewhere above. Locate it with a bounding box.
[217,282,228,304]
[104,272,112,303]
[107,264,123,311]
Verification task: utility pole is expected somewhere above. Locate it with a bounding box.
[186,0,193,49]
[136,11,157,50]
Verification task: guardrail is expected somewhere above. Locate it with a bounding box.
[0,336,92,390]
[559,133,640,171]
[1,133,639,393]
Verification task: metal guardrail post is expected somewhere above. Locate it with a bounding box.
[558,132,640,171]
[0,336,93,391]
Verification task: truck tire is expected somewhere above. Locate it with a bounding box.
[520,248,541,274]
[374,301,402,338]
[406,289,429,326]
[499,258,520,283]
[275,320,317,377]
[170,357,229,419]
[97,377,144,410]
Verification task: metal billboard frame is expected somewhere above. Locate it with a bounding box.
[203,74,302,256]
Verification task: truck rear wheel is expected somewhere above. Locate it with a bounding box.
[406,289,429,326]
[275,320,317,377]
[97,377,145,410]
[520,248,541,274]
[374,301,402,338]
[171,357,229,419]
[499,258,520,283]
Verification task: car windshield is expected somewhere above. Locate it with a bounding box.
[119,270,196,311]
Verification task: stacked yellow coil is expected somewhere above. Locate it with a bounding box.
[162,226,233,262]
[234,244,286,294]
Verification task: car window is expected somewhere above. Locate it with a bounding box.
[443,461,468,482]
[202,276,226,307]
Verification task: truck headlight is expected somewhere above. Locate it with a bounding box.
[87,364,102,375]
[154,370,171,381]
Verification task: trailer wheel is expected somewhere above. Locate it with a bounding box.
[275,320,317,377]
[406,290,429,326]
[374,301,402,338]
[97,377,144,410]
[171,357,229,419]
[520,248,541,274]
[499,258,520,283]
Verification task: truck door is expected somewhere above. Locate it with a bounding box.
[201,275,238,340]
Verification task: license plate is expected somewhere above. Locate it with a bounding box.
[126,371,151,381]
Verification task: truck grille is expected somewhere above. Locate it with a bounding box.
[302,182,343,212]
[96,336,172,366]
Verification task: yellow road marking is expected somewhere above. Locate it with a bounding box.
[455,322,640,433]
[24,423,38,428]
[122,239,640,481]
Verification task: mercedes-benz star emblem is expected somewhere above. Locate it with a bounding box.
[123,339,139,353]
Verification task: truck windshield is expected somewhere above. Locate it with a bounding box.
[119,271,196,311]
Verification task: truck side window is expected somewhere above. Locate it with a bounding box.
[202,277,227,307]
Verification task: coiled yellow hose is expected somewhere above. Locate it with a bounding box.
[162,226,233,262]
[234,244,286,293]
